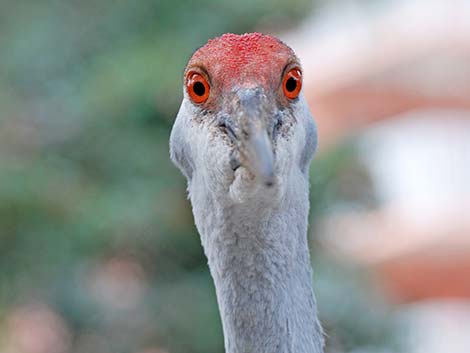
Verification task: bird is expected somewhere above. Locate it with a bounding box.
[170,32,324,353]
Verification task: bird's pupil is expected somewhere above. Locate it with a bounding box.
[286,77,297,92]
[193,81,206,96]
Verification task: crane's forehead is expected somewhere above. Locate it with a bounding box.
[186,33,298,91]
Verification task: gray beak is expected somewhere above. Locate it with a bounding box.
[231,88,276,187]
[245,121,275,186]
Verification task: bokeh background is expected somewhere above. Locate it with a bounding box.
[1,0,469,352]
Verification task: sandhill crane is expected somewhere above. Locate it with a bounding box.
[170,32,324,353]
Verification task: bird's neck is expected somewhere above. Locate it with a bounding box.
[193,180,324,353]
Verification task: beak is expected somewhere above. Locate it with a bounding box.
[245,120,275,187]
[232,88,276,187]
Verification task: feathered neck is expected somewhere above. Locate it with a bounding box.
[190,172,324,353]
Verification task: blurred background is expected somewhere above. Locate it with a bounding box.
[0,0,468,352]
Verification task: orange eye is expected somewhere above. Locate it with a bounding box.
[282,68,302,99]
[186,72,210,104]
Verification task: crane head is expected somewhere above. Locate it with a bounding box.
[170,33,317,204]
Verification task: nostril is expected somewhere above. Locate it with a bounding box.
[218,122,237,140]
[273,117,282,138]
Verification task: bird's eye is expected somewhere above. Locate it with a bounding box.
[186,72,210,104]
[282,68,302,100]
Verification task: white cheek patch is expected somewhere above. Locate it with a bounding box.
[229,167,258,203]
[295,95,317,174]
